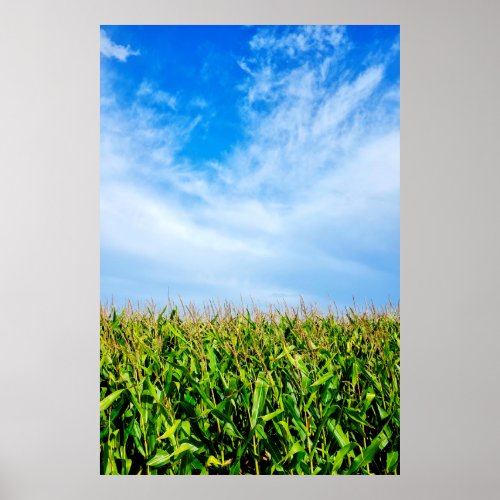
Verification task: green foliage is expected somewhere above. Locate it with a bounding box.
[100,301,400,475]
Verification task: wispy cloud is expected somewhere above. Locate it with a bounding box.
[249,25,346,55]
[100,29,139,62]
[100,26,400,309]
[137,80,177,110]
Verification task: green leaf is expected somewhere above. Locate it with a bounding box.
[343,408,374,428]
[147,443,199,467]
[171,442,198,458]
[126,387,145,418]
[145,377,161,403]
[362,390,376,415]
[283,442,305,462]
[386,451,399,473]
[309,402,339,454]
[328,421,350,449]
[377,403,389,420]
[158,419,181,441]
[147,450,171,467]
[348,436,382,474]
[100,389,124,412]
[260,408,284,422]
[310,372,334,387]
[205,454,232,469]
[210,400,244,439]
[332,442,357,472]
[282,393,308,441]
[250,372,269,428]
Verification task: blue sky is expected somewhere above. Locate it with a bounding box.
[100,25,400,310]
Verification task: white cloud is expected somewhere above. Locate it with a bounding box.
[249,25,346,56]
[190,97,208,109]
[136,80,153,96]
[137,80,177,109]
[100,29,139,62]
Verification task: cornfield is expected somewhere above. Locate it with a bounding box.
[100,301,400,475]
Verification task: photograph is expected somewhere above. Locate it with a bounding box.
[99,24,400,475]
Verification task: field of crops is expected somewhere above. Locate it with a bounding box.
[100,301,400,475]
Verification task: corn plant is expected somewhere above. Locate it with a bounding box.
[100,301,400,475]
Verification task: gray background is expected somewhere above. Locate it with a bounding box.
[0,0,499,498]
